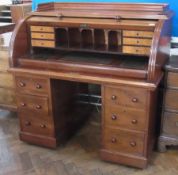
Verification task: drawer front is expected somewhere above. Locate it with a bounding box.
[105,105,147,131]
[0,88,16,106]
[164,89,178,111]
[19,113,54,136]
[31,32,55,40]
[104,86,147,109]
[15,76,49,95]
[123,31,153,38]
[31,40,55,48]
[123,38,152,46]
[167,72,178,88]
[30,26,54,33]
[162,112,178,136]
[123,46,150,55]
[103,127,145,155]
[17,94,49,115]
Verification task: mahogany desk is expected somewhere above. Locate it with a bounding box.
[9,2,172,168]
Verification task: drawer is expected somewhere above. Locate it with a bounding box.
[164,89,178,111]
[104,86,147,109]
[15,76,49,95]
[123,46,150,55]
[31,32,55,40]
[30,26,54,33]
[167,72,178,88]
[123,38,152,46]
[123,31,153,38]
[162,112,178,136]
[103,127,145,155]
[31,40,55,48]
[105,105,147,131]
[17,94,49,115]
[0,73,14,88]
[19,112,54,136]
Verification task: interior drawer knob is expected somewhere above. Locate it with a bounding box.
[40,124,46,128]
[132,98,138,102]
[111,95,117,100]
[111,137,117,143]
[19,82,26,87]
[111,115,117,120]
[36,105,42,109]
[131,119,138,124]
[130,141,136,147]
[21,103,26,107]
[25,121,31,126]
[36,84,42,89]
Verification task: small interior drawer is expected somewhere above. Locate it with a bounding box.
[103,127,145,156]
[31,32,55,40]
[31,40,55,48]
[167,72,178,88]
[123,30,153,38]
[123,46,150,55]
[15,76,49,95]
[123,38,152,46]
[17,94,49,115]
[30,26,54,33]
[104,86,147,109]
[104,105,147,131]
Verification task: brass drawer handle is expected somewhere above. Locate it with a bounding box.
[111,137,117,143]
[25,121,31,126]
[111,95,117,100]
[130,141,136,147]
[40,124,46,128]
[36,84,42,89]
[111,115,117,120]
[132,98,138,103]
[131,119,138,124]
[36,105,42,109]
[19,82,26,87]
[21,103,26,107]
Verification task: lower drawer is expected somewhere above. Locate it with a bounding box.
[164,89,178,111]
[123,46,150,55]
[162,112,178,136]
[103,127,145,156]
[19,112,54,137]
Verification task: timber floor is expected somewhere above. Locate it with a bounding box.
[0,109,178,175]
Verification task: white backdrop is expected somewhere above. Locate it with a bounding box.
[0,0,11,5]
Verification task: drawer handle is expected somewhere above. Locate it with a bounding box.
[132,98,138,103]
[36,105,42,109]
[36,84,42,89]
[111,137,117,143]
[25,121,31,126]
[111,115,117,120]
[40,124,46,128]
[131,119,138,124]
[137,40,140,44]
[130,141,136,147]
[21,103,26,107]
[19,82,26,87]
[41,35,44,37]
[136,33,139,36]
[40,28,44,31]
[111,95,117,100]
